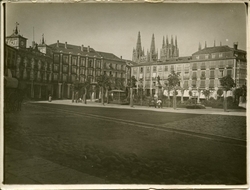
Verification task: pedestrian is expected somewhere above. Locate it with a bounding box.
[153,93,158,108]
[157,99,162,108]
[48,94,52,102]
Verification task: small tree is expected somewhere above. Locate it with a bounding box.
[128,76,137,107]
[189,90,193,99]
[82,78,91,104]
[202,89,210,100]
[180,87,185,103]
[219,75,235,111]
[167,71,180,109]
[217,88,223,99]
[97,73,112,105]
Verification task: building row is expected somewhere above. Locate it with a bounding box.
[5,24,131,100]
[131,32,247,99]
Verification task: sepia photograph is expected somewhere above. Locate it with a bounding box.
[2,2,247,187]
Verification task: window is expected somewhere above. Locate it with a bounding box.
[196,55,199,60]
[219,61,224,68]
[227,69,232,77]
[53,73,58,81]
[146,73,150,80]
[80,76,85,83]
[212,54,216,58]
[72,66,77,74]
[192,72,197,79]
[63,65,68,73]
[219,53,223,58]
[88,68,93,75]
[227,60,233,68]
[72,57,77,65]
[153,66,157,72]
[200,80,206,88]
[71,75,76,82]
[170,65,174,71]
[184,65,189,72]
[95,60,100,68]
[200,62,206,70]
[183,81,188,89]
[177,65,182,72]
[192,63,197,70]
[192,80,196,88]
[210,62,215,69]
[54,54,60,63]
[54,64,59,72]
[147,66,151,73]
[210,70,215,79]
[158,66,162,72]
[183,72,189,80]
[63,55,69,64]
[209,79,215,88]
[80,58,85,67]
[164,66,168,72]
[88,59,93,67]
[140,67,143,73]
[205,54,209,59]
[218,69,224,78]
[63,74,67,82]
[80,68,85,75]
[200,71,206,79]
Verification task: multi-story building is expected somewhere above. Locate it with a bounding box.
[5,24,129,100]
[131,43,247,99]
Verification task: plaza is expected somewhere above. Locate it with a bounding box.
[4,101,246,184]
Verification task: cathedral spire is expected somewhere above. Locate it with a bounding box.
[42,34,45,44]
[162,36,165,48]
[166,35,169,46]
[175,36,178,47]
[136,31,142,54]
[150,33,156,54]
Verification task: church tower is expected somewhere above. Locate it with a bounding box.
[132,31,143,63]
[159,34,179,61]
[148,34,158,62]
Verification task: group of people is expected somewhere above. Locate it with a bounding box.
[153,94,163,108]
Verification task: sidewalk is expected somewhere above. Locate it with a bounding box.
[35,100,246,117]
[4,147,107,184]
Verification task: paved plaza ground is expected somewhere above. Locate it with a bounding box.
[4,100,246,184]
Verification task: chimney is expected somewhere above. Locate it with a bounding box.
[233,42,238,50]
[81,45,84,51]
[57,40,59,48]
[87,46,90,53]
[120,56,122,59]
[65,42,67,49]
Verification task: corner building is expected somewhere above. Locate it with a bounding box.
[131,42,247,99]
[5,24,128,100]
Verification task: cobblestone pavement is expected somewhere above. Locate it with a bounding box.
[4,102,246,185]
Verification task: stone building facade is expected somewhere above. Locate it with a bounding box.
[5,25,129,100]
[131,43,247,99]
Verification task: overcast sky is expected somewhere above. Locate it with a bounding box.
[6,3,247,60]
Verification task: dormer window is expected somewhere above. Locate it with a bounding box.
[205,54,209,59]
[212,54,216,58]
[196,55,199,60]
[219,53,223,58]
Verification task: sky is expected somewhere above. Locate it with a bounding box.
[6,3,247,60]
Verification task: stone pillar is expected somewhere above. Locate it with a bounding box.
[31,81,34,98]
[67,84,71,99]
[38,85,42,99]
[58,83,62,99]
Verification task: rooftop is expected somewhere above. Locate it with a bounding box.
[193,45,246,55]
